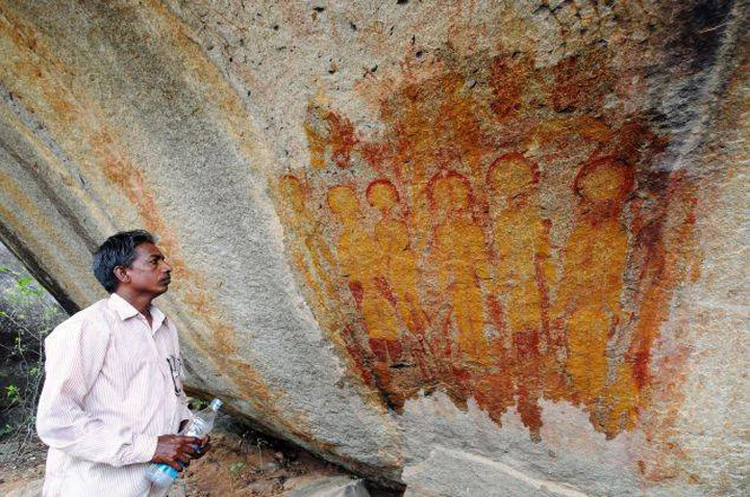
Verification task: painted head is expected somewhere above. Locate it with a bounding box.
[574,157,635,205]
[327,185,361,225]
[366,179,400,215]
[92,229,172,296]
[279,174,307,215]
[429,171,472,215]
[487,153,540,198]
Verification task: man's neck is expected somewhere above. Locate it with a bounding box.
[115,289,154,317]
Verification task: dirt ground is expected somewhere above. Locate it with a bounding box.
[0,435,46,495]
[0,414,401,496]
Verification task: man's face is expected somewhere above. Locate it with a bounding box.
[121,242,172,296]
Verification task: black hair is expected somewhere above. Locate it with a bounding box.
[92,230,155,293]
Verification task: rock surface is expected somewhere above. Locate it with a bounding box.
[0,1,747,495]
[287,476,370,497]
[4,478,43,497]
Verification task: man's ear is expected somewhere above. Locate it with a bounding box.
[113,266,130,285]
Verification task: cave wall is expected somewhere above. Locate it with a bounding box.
[0,1,747,495]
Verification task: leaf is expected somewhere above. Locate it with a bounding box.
[5,384,21,403]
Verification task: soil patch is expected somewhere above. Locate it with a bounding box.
[0,414,401,496]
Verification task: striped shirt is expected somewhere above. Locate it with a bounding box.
[37,293,191,497]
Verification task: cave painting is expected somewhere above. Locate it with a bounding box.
[277,175,339,313]
[327,184,418,405]
[482,153,556,438]
[328,185,400,344]
[552,157,634,430]
[367,180,426,337]
[274,48,701,443]
[429,171,491,365]
[305,104,358,170]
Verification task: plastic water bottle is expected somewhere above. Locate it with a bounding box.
[147,398,222,490]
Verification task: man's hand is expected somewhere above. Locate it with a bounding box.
[176,419,212,461]
[192,435,211,460]
[151,435,203,471]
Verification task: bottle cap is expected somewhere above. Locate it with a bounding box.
[210,398,223,411]
[157,464,179,479]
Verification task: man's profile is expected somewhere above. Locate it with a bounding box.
[36,230,210,496]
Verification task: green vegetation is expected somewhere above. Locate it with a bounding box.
[0,260,67,455]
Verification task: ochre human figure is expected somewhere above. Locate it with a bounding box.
[327,185,402,363]
[606,178,700,435]
[488,154,555,338]
[486,153,556,437]
[553,157,633,418]
[367,179,426,335]
[367,179,437,383]
[429,171,491,365]
[277,175,338,311]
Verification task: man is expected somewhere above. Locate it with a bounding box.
[36,230,211,496]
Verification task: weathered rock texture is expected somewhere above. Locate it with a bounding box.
[0,1,747,495]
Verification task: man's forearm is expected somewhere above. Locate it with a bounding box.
[37,409,158,467]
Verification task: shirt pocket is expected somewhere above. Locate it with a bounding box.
[165,354,185,396]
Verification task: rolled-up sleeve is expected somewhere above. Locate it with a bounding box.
[36,319,158,467]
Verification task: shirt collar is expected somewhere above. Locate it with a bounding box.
[108,293,168,332]
[150,306,167,332]
[109,293,139,320]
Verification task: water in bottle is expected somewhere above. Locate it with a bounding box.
[147,398,222,491]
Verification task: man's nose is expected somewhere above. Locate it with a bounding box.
[162,260,172,272]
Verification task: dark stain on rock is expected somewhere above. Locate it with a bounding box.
[0,136,99,254]
[669,0,735,71]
